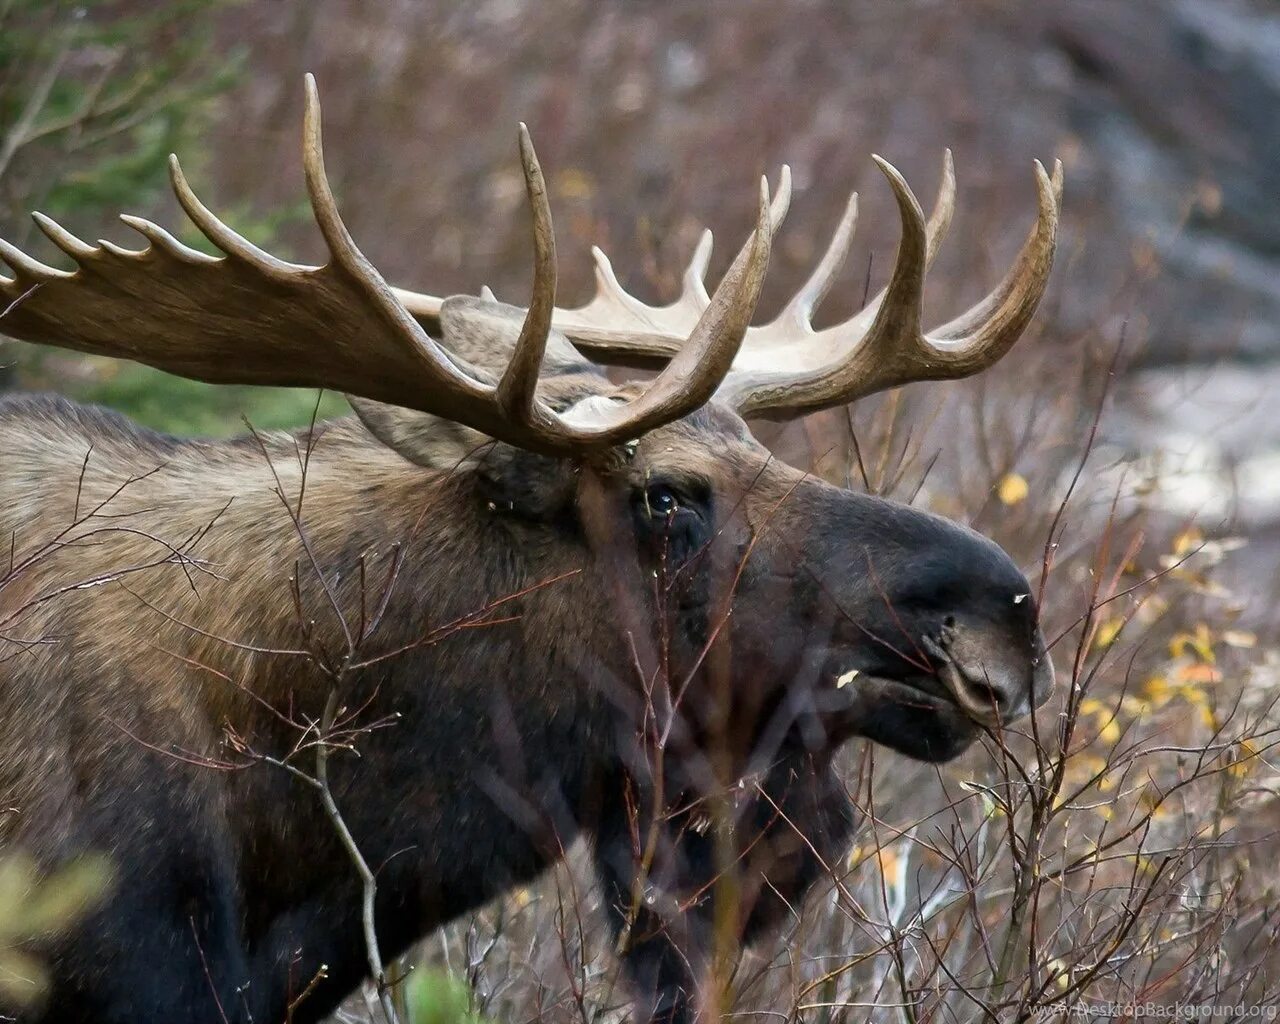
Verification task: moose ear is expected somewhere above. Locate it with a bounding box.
[349,396,493,472]
[352,296,605,472]
[351,395,579,518]
[439,295,595,377]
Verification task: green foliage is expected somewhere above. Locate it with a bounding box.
[79,365,351,437]
[5,340,349,436]
[0,0,244,237]
[0,853,114,1008]
[0,0,343,437]
[405,968,490,1024]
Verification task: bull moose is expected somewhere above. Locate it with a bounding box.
[0,76,1059,1023]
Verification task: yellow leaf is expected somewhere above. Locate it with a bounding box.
[1098,718,1122,745]
[1078,697,1107,719]
[1177,663,1222,685]
[555,168,595,200]
[1093,617,1125,650]
[1120,695,1149,716]
[1169,622,1215,663]
[997,473,1029,506]
[1142,674,1172,704]
[1172,526,1204,557]
[1229,739,1258,778]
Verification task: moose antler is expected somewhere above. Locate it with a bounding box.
[713,155,1062,417]
[0,75,773,456]
[1,74,1060,445]
[399,151,1061,418]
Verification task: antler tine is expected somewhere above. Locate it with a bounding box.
[117,215,219,266]
[716,166,790,300]
[169,157,300,278]
[923,159,1058,357]
[927,148,957,254]
[0,236,68,283]
[565,177,774,437]
[298,73,460,364]
[31,213,98,261]
[844,149,955,336]
[863,155,929,350]
[494,124,558,424]
[775,189,859,331]
[680,229,714,311]
[719,157,1059,418]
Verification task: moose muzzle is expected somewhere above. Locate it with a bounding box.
[924,617,1056,727]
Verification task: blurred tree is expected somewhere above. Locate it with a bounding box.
[0,0,347,433]
[0,0,240,247]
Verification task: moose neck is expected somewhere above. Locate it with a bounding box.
[163,422,621,1019]
[0,401,634,1020]
[197,418,632,951]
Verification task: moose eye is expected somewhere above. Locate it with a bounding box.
[646,484,680,519]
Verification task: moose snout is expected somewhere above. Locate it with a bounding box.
[925,623,1056,727]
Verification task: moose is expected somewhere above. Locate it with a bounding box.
[0,76,1059,1023]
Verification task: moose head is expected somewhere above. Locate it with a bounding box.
[0,75,1059,1024]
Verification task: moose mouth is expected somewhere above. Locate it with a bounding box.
[810,650,990,763]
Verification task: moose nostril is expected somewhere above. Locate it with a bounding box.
[964,678,1007,712]
[924,632,1029,724]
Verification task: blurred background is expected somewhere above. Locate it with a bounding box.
[4,1,1280,1020]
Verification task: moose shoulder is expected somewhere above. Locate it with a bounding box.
[0,76,1059,1024]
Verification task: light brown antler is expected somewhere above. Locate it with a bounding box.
[715,155,1062,418]
[0,75,773,456]
[404,151,1061,418]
